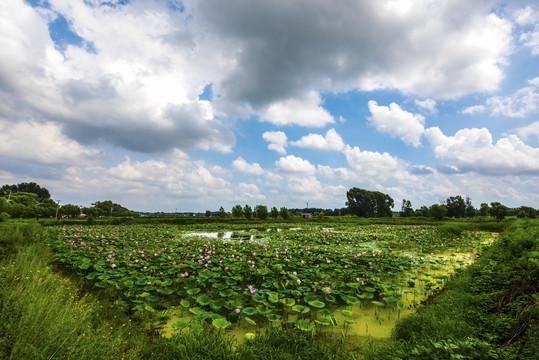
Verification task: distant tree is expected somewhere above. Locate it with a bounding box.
[205,210,212,217]
[60,204,81,218]
[489,202,508,221]
[218,206,227,218]
[279,207,290,220]
[269,207,279,218]
[0,182,51,202]
[231,205,244,217]
[465,197,475,218]
[346,188,394,217]
[445,195,466,218]
[400,199,413,217]
[429,204,447,220]
[254,205,268,220]
[243,205,253,219]
[8,192,38,207]
[417,206,429,217]
[91,200,134,217]
[38,198,57,217]
[479,203,490,217]
[516,206,536,219]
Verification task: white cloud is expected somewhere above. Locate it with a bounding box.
[367,100,425,147]
[415,99,438,114]
[260,91,334,127]
[232,157,264,175]
[515,120,539,141]
[461,105,487,115]
[275,155,316,175]
[462,77,539,117]
[233,182,266,201]
[516,6,539,54]
[425,127,539,174]
[343,145,416,184]
[292,128,345,151]
[0,119,100,165]
[262,131,288,154]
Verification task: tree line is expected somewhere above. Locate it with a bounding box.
[0,183,137,221]
[1,182,537,222]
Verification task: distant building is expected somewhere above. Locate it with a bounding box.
[302,213,313,219]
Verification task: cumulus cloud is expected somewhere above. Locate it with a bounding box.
[232,157,264,175]
[343,145,416,184]
[515,120,539,141]
[233,182,266,201]
[199,0,512,105]
[516,5,539,54]
[415,99,438,114]
[260,91,334,127]
[0,119,100,165]
[463,77,539,117]
[262,131,288,154]
[367,101,425,147]
[292,128,345,151]
[425,127,539,175]
[275,155,316,175]
[0,0,235,154]
[461,105,487,115]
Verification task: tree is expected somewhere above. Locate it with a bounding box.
[479,203,489,217]
[243,205,253,219]
[205,210,212,217]
[90,200,134,217]
[417,206,429,217]
[445,196,466,218]
[516,206,536,219]
[1,182,51,202]
[231,205,244,218]
[346,188,394,217]
[279,207,290,220]
[400,199,413,217]
[429,204,447,220]
[59,204,81,218]
[489,202,507,221]
[217,206,228,218]
[270,207,279,218]
[38,198,57,217]
[465,197,475,218]
[254,205,268,219]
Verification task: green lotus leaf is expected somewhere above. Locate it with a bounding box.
[307,300,325,308]
[244,317,256,326]
[212,318,231,329]
[187,287,201,295]
[172,320,191,330]
[241,307,257,316]
[314,319,330,326]
[196,294,212,306]
[291,305,310,314]
[266,314,282,322]
[372,301,385,307]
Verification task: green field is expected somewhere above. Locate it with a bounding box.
[1,219,537,359]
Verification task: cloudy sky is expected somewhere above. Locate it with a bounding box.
[1,0,539,212]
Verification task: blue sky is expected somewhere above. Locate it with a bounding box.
[1,0,539,212]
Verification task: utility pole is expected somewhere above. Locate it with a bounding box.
[55,200,61,219]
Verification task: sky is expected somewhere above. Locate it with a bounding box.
[1,0,539,213]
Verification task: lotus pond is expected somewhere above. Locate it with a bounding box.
[50,224,495,344]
